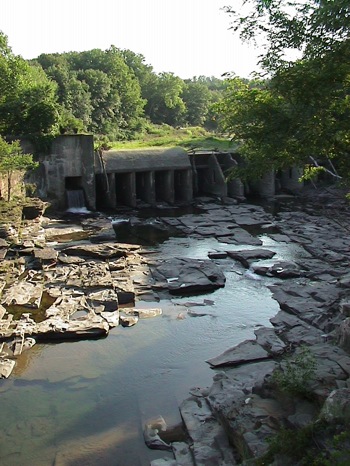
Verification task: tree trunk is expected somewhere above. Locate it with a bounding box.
[7,171,11,202]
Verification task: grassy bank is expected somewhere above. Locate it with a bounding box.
[110,125,237,151]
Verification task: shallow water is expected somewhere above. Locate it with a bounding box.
[0,217,308,466]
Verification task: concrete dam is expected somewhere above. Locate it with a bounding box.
[27,135,302,210]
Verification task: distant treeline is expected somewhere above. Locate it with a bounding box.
[32,48,229,139]
[0,30,233,141]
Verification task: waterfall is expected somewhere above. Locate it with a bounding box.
[66,189,89,213]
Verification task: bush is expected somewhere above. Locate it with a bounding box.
[272,346,317,397]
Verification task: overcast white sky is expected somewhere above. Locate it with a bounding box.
[1,0,262,79]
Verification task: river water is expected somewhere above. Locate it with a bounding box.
[0,205,307,466]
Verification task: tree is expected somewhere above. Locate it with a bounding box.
[225,0,350,72]
[0,137,38,201]
[0,32,60,137]
[218,1,350,181]
[144,72,186,126]
[182,80,211,126]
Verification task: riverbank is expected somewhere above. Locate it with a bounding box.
[0,189,350,464]
[148,187,350,465]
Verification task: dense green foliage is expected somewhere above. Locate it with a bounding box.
[219,0,350,181]
[0,30,228,142]
[0,33,59,137]
[0,136,37,201]
[33,48,227,140]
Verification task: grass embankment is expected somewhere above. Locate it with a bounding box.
[111,125,237,151]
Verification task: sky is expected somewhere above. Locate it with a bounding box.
[1,0,262,79]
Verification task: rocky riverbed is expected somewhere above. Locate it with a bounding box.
[1,189,350,465]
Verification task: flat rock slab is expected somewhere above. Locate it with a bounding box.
[34,247,58,261]
[227,249,276,268]
[150,258,225,295]
[61,242,140,259]
[207,340,270,367]
[217,228,263,246]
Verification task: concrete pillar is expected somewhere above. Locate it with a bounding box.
[174,169,193,202]
[203,154,227,197]
[217,154,245,199]
[155,170,174,204]
[280,167,303,193]
[107,173,117,208]
[116,172,136,207]
[255,170,275,199]
[136,171,156,205]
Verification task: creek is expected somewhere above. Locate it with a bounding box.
[0,203,308,466]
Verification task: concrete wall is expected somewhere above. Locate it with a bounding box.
[191,153,227,198]
[216,153,245,199]
[32,135,96,210]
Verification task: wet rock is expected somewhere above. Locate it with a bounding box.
[253,261,302,278]
[144,415,172,451]
[101,310,120,328]
[123,308,162,319]
[119,315,139,327]
[268,233,292,242]
[227,249,276,268]
[150,258,225,295]
[0,357,15,378]
[208,251,228,259]
[206,340,270,368]
[35,313,109,340]
[217,228,263,246]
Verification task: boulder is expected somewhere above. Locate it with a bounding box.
[337,317,350,352]
[254,327,286,355]
[143,415,172,451]
[150,258,225,295]
[119,315,139,327]
[320,388,350,423]
[253,261,302,278]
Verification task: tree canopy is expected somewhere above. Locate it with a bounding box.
[0,32,60,137]
[218,0,350,181]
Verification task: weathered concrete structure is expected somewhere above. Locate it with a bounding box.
[28,135,303,210]
[95,147,193,208]
[27,135,96,210]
